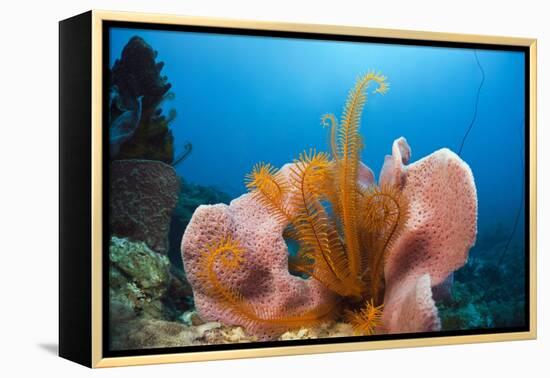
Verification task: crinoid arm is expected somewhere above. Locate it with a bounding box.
[286,150,360,297]
[335,72,390,284]
[198,234,337,338]
[245,162,293,223]
[344,299,384,336]
[235,70,394,334]
[358,184,410,304]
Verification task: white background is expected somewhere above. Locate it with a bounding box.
[0,0,547,376]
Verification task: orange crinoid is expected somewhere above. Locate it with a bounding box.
[182,72,413,338]
[247,72,408,304]
[182,71,479,339]
[243,72,408,329]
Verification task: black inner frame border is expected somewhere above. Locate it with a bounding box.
[102,20,531,359]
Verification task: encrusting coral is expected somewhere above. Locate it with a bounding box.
[181,72,478,339]
[110,236,171,320]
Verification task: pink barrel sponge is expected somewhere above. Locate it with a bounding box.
[380,137,478,333]
[181,166,335,340]
[181,137,477,338]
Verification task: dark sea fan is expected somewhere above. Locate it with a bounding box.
[109,36,177,163]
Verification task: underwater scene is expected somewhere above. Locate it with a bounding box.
[107,27,527,351]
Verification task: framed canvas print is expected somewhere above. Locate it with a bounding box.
[59,10,537,368]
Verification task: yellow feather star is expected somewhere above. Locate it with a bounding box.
[238,71,401,332]
[345,299,384,336]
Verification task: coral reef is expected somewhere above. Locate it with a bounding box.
[111,316,357,350]
[109,36,176,163]
[109,236,195,350]
[110,317,221,350]
[110,160,180,254]
[109,237,171,320]
[181,72,478,339]
[279,322,355,340]
[437,230,526,330]
[109,236,356,350]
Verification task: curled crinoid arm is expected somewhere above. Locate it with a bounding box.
[345,299,384,336]
[199,234,338,336]
[197,235,247,304]
[245,162,293,223]
[367,71,390,95]
[211,237,245,269]
[358,184,410,303]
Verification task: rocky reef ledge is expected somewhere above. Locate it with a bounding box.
[112,308,356,349]
[110,236,357,350]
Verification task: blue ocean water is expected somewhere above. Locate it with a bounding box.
[110,28,524,234]
[109,28,526,328]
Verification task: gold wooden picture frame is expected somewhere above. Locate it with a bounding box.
[59,10,537,368]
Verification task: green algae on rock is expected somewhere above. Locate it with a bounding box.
[109,236,171,320]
